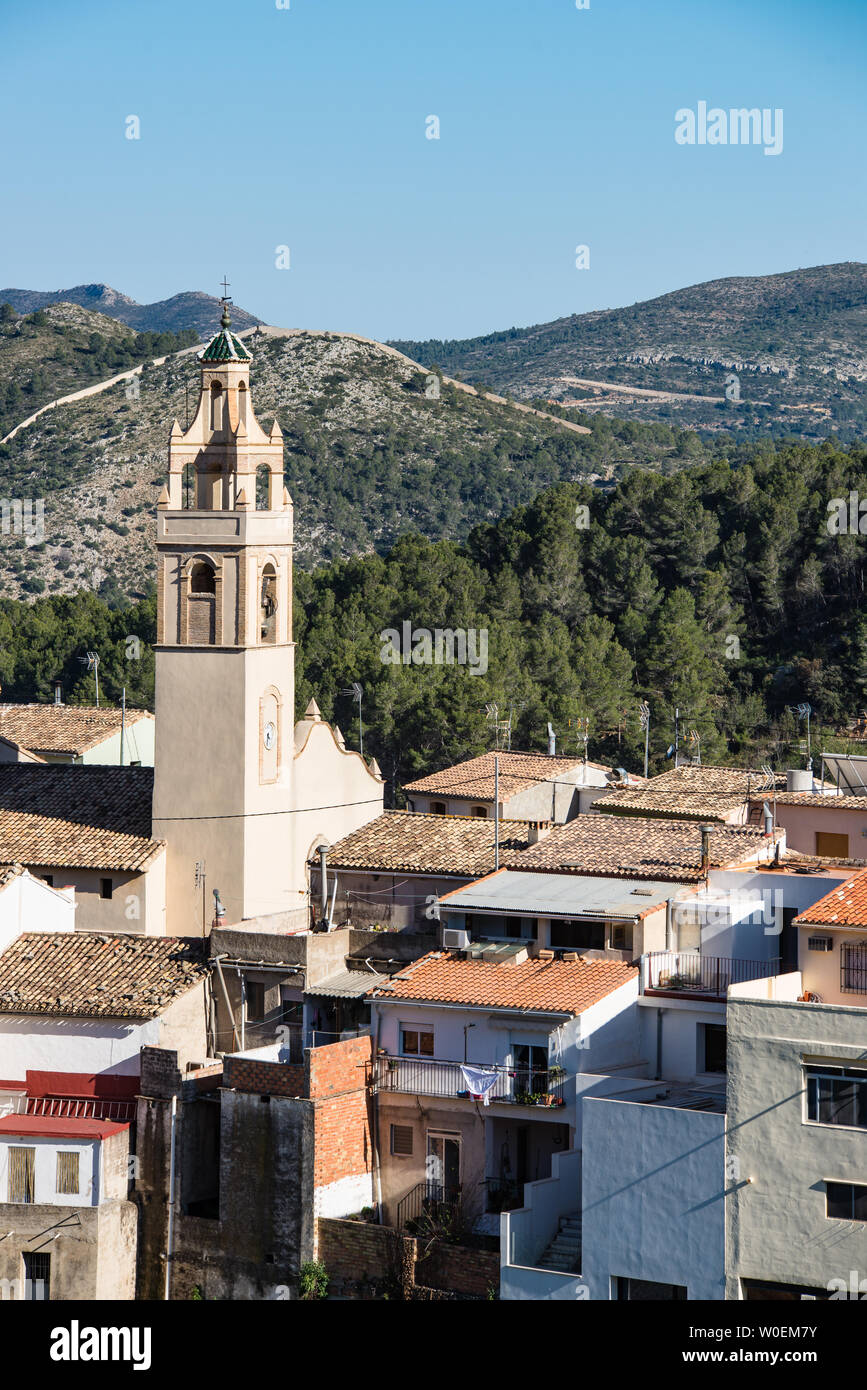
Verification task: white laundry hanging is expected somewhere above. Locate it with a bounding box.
[460,1064,499,1106]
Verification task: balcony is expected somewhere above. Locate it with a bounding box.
[643,951,779,1000]
[374,1056,568,1108]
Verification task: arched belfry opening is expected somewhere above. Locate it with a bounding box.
[210,382,223,431]
[186,559,217,644]
[260,563,278,644]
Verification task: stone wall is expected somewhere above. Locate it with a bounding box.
[316,1217,498,1299]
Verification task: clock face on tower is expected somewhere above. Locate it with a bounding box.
[263,721,276,750]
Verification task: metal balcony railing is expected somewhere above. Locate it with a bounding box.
[374,1056,567,1107]
[643,951,779,999]
[396,1179,462,1233]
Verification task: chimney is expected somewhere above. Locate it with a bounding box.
[527,820,553,845]
[762,801,774,836]
[700,824,714,877]
[318,844,329,925]
[547,722,556,756]
[54,683,62,705]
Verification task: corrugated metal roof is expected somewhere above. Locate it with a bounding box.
[438,870,683,919]
[305,969,380,998]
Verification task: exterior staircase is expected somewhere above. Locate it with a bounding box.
[535,1211,581,1274]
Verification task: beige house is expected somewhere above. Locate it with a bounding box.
[0,704,154,767]
[404,750,629,821]
[793,868,867,1007]
[0,764,165,934]
[756,792,867,860]
[151,305,383,935]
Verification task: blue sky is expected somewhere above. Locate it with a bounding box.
[0,0,864,340]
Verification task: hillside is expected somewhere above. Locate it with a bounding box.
[0,325,723,600]
[0,284,262,336]
[0,302,199,441]
[3,435,867,793]
[391,263,867,440]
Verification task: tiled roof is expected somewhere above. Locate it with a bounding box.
[0,932,209,1018]
[368,950,636,1016]
[794,869,867,927]
[761,793,867,809]
[404,750,596,801]
[319,810,533,876]
[0,1115,130,1139]
[597,765,787,821]
[200,329,251,362]
[0,704,152,757]
[0,765,161,872]
[512,815,776,881]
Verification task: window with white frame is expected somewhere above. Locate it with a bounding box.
[805,1064,867,1129]
[826,1181,867,1221]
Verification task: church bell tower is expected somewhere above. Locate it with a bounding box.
[152,300,295,934]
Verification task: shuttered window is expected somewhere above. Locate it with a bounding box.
[9,1147,35,1204]
[56,1151,80,1195]
[390,1124,414,1156]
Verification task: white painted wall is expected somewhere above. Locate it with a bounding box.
[726,995,867,1297]
[582,1096,726,1300]
[0,1015,160,1079]
[0,1135,101,1205]
[0,871,74,956]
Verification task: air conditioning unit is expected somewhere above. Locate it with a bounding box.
[807,935,833,952]
[442,928,470,950]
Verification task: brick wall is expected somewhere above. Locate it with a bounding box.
[223,1055,305,1097]
[318,1217,413,1286]
[316,1218,498,1299]
[139,1046,181,1099]
[306,1034,373,1098]
[309,1036,374,1197]
[417,1241,500,1298]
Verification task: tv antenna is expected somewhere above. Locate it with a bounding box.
[339,682,364,757]
[78,651,100,707]
[788,702,813,769]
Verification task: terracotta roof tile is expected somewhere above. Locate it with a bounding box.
[404,750,602,801]
[512,815,777,881]
[794,869,867,927]
[0,765,161,872]
[0,932,209,1018]
[369,949,636,1016]
[597,765,787,821]
[0,704,152,757]
[320,810,533,876]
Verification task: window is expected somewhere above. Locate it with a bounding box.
[401,1027,434,1057]
[430,802,446,815]
[826,1181,867,1221]
[806,1065,867,1129]
[24,1252,50,1301]
[246,982,266,1022]
[100,878,113,900]
[815,831,849,858]
[550,918,605,951]
[702,1024,727,1074]
[471,806,488,818]
[841,942,867,995]
[611,922,634,952]
[513,1043,548,1094]
[56,1151,80,1196]
[615,1277,687,1301]
[8,1147,35,1203]
[390,1124,413,1156]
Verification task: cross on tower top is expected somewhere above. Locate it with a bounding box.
[220,275,231,301]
